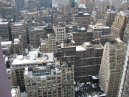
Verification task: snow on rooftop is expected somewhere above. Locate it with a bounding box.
[1,41,12,45]
[12,49,54,65]
[116,38,123,43]
[89,24,110,29]
[14,38,20,44]
[0,21,8,25]
[78,4,86,9]
[1,41,12,49]
[13,22,23,26]
[76,46,86,51]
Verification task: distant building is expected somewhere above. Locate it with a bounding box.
[11,22,27,47]
[24,62,74,97]
[15,0,24,11]
[103,10,117,27]
[70,27,93,45]
[74,12,91,28]
[0,20,10,41]
[39,0,52,8]
[0,1,15,20]
[99,39,127,97]
[28,0,39,11]
[40,26,67,53]
[29,26,44,48]
[12,38,25,55]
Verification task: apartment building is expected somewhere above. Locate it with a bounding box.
[11,48,54,92]
[24,62,74,97]
[99,38,127,97]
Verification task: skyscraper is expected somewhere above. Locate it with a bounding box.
[0,37,11,97]
[99,38,127,97]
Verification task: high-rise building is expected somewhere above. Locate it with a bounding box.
[24,62,74,97]
[0,38,11,97]
[99,38,127,97]
[111,11,128,41]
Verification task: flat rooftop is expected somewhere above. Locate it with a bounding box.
[12,49,54,66]
[24,63,62,79]
[1,41,12,49]
[89,24,110,30]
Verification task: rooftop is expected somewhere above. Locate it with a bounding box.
[75,76,106,97]
[1,41,12,50]
[75,12,90,17]
[89,24,110,30]
[24,64,61,79]
[12,49,54,66]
